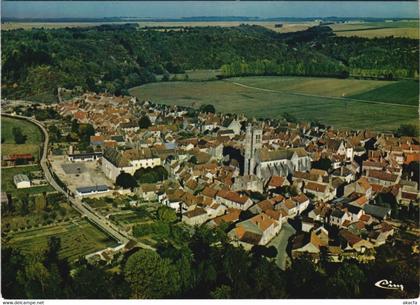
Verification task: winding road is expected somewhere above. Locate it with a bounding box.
[2,113,135,246]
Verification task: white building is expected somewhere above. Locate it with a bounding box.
[14,174,31,189]
[102,147,162,182]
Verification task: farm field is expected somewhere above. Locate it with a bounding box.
[1,116,43,159]
[1,20,316,32]
[1,165,54,197]
[130,76,419,131]
[330,20,419,39]
[5,219,118,262]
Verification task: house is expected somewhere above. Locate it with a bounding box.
[330,209,351,227]
[183,207,209,226]
[14,174,31,189]
[363,204,391,220]
[339,229,374,253]
[90,135,105,147]
[278,198,298,218]
[308,203,330,223]
[304,182,332,201]
[228,213,282,248]
[266,176,290,190]
[368,222,394,246]
[344,204,365,222]
[365,170,400,186]
[76,185,109,197]
[68,152,102,162]
[138,184,159,201]
[207,208,241,227]
[102,147,162,182]
[302,217,315,232]
[292,226,329,260]
[216,190,253,210]
[204,203,227,219]
[292,193,310,214]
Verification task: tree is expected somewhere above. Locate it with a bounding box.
[124,250,181,298]
[12,127,27,144]
[210,285,232,299]
[156,206,177,223]
[312,157,332,171]
[396,124,418,137]
[282,112,298,123]
[251,245,278,258]
[78,123,95,144]
[116,172,138,189]
[71,119,79,133]
[134,166,168,184]
[324,263,365,298]
[199,104,216,114]
[138,116,152,129]
[45,236,61,265]
[48,125,61,142]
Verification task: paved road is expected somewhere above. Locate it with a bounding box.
[1,113,135,246]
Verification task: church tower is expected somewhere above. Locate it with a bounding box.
[244,124,262,176]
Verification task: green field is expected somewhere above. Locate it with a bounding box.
[1,165,54,196]
[1,116,43,159]
[350,81,419,105]
[130,76,419,131]
[5,219,117,262]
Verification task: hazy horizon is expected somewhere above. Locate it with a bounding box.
[2,1,418,20]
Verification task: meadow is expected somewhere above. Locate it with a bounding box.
[1,116,43,159]
[5,219,117,262]
[130,76,419,131]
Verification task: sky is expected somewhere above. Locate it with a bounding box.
[2,1,418,19]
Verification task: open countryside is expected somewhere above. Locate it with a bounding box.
[130,76,419,131]
[3,19,418,39]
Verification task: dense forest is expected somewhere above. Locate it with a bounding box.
[2,225,419,299]
[2,24,419,102]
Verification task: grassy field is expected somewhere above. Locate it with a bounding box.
[130,76,419,131]
[330,20,419,39]
[1,116,43,159]
[1,165,54,196]
[5,219,117,262]
[350,80,419,105]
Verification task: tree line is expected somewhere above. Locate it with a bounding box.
[3,225,418,299]
[2,24,418,102]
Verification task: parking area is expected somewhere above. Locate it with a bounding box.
[50,155,114,194]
